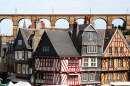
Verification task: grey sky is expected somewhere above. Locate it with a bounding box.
[0,0,129,35]
[0,0,130,14]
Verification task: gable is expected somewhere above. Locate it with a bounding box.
[14,30,27,50]
[84,24,97,32]
[104,29,130,57]
[33,32,59,57]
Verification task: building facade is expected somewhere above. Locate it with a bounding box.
[101,29,130,85]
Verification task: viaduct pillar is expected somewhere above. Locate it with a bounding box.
[13,16,18,36]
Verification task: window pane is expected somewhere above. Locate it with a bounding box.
[72,63,75,66]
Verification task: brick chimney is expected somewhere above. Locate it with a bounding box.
[29,23,35,29]
[41,21,45,28]
[84,16,90,24]
[34,18,45,29]
[35,18,41,29]
[69,21,73,27]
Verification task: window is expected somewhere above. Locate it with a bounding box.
[87,46,97,53]
[120,47,123,54]
[83,58,88,67]
[88,33,93,40]
[37,73,53,81]
[115,47,117,54]
[43,46,49,52]
[91,58,96,67]
[22,64,25,74]
[18,40,22,45]
[115,38,120,41]
[26,65,28,74]
[19,51,22,59]
[25,51,28,60]
[28,51,32,58]
[68,75,78,81]
[17,64,21,73]
[22,52,24,60]
[109,47,112,54]
[82,58,97,67]
[108,73,112,81]
[117,73,121,80]
[40,59,53,67]
[68,59,79,67]
[118,59,122,67]
[109,59,113,67]
[89,73,95,81]
[82,73,88,81]
[15,52,19,60]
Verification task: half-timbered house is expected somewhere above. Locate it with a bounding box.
[101,28,130,85]
[33,30,80,86]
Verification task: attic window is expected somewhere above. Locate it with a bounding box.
[43,46,49,52]
[18,40,22,45]
[88,33,93,40]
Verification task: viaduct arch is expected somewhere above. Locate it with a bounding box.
[0,14,130,35]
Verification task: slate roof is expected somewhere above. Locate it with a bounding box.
[46,31,80,57]
[103,29,116,52]
[19,28,45,49]
[96,29,106,45]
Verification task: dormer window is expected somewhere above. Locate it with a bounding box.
[18,40,22,45]
[88,33,93,40]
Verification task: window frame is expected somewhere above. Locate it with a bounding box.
[115,47,118,54]
[36,73,53,81]
[82,58,97,67]
[17,64,21,73]
[108,73,112,81]
[89,73,95,81]
[40,58,53,67]
[117,73,121,80]
[87,46,97,53]
[68,59,79,68]
[109,59,113,67]
[68,75,78,81]
[120,47,123,54]
[82,73,88,81]
[109,47,112,54]
[118,59,122,67]
[25,51,28,60]
[22,64,25,74]
[18,40,22,45]
[43,46,49,52]
[88,33,93,40]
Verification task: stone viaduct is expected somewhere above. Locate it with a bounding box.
[0,14,130,35]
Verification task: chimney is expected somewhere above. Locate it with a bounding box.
[29,23,35,29]
[69,22,73,27]
[41,21,45,28]
[84,16,90,24]
[72,21,79,38]
[35,17,42,29]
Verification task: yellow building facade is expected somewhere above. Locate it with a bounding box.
[101,29,130,85]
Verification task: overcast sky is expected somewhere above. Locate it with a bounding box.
[0,0,130,14]
[0,0,129,35]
